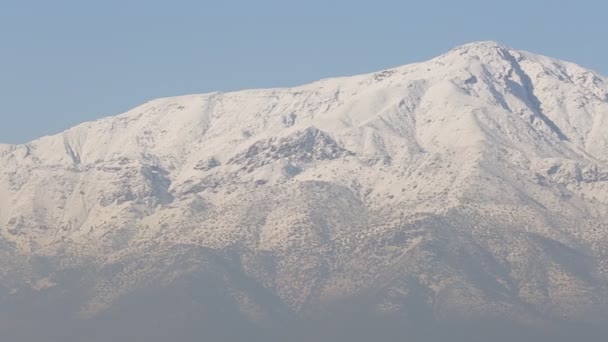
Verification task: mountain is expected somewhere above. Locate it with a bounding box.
[1,41,608,341]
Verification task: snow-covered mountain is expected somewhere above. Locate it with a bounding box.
[2,41,608,341]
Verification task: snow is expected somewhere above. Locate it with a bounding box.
[1,41,608,329]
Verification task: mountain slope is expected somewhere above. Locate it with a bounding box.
[1,41,608,341]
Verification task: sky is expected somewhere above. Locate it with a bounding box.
[1,0,607,144]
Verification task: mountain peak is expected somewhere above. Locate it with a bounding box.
[454,40,509,51]
[2,41,608,341]
[437,40,516,65]
[449,40,510,55]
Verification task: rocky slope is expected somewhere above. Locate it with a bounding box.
[1,41,608,341]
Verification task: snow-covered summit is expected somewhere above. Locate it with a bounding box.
[1,42,608,341]
[1,40,607,248]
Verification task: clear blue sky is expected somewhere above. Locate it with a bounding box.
[1,0,607,144]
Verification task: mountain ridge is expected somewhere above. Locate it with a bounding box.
[1,41,608,341]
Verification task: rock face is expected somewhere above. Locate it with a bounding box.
[1,41,608,341]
